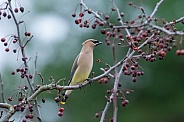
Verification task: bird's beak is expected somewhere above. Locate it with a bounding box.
[95,41,102,46]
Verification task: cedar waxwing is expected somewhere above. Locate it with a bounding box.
[61,39,102,104]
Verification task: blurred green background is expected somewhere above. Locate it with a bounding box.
[0,0,184,122]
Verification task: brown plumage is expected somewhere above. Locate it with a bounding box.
[61,39,102,104]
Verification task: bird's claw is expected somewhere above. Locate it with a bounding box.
[79,84,83,89]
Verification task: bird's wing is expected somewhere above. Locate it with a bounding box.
[67,54,80,86]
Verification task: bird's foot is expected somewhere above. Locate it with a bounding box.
[86,78,92,85]
[78,84,84,89]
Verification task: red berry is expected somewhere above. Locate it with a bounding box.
[79,23,83,28]
[91,24,96,29]
[124,99,129,104]
[13,105,17,109]
[106,89,111,94]
[59,107,64,112]
[121,101,126,107]
[8,97,13,101]
[176,50,181,55]
[18,97,23,101]
[7,15,11,19]
[118,34,123,38]
[111,8,116,11]
[79,12,84,17]
[14,8,19,13]
[120,12,124,17]
[106,31,111,36]
[75,18,82,24]
[96,59,101,62]
[22,119,26,122]
[58,111,63,117]
[55,97,60,103]
[11,71,15,75]
[101,29,106,34]
[4,42,8,46]
[181,49,184,55]
[1,38,6,42]
[72,13,76,17]
[132,77,136,82]
[25,32,31,36]
[28,105,33,109]
[103,77,108,83]
[20,107,24,112]
[3,12,7,17]
[29,74,33,79]
[99,22,104,26]
[24,85,28,90]
[142,32,148,37]
[133,46,138,51]
[13,49,17,53]
[19,7,24,13]
[130,65,135,70]
[13,39,17,43]
[159,50,166,57]
[26,114,33,119]
[128,2,133,6]
[95,113,99,118]
[105,15,109,20]
[5,48,9,52]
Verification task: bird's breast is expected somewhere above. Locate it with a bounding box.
[70,53,93,85]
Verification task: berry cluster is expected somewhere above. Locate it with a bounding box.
[72,3,108,29]
[123,61,144,82]
[98,77,109,84]
[0,2,24,20]
[12,103,34,121]
[72,1,184,121]
[1,36,18,53]
[58,107,64,117]
[176,49,184,55]
[1,31,31,53]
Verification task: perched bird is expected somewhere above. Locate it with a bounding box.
[61,39,102,104]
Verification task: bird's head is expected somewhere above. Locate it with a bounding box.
[82,39,102,47]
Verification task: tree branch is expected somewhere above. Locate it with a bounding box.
[0,74,6,103]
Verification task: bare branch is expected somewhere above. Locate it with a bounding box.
[0,74,5,103]
[165,16,184,26]
[150,24,184,35]
[80,0,105,22]
[100,101,110,122]
[150,0,164,18]
[111,0,130,35]
[0,103,15,122]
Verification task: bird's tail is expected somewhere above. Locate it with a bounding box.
[61,90,72,104]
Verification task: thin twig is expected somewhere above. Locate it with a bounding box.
[150,0,164,18]
[80,0,105,22]
[137,0,164,37]
[165,16,184,26]
[150,24,184,35]
[100,68,114,78]
[100,101,110,122]
[111,0,130,35]
[0,74,6,103]
[8,1,42,121]
[8,0,34,93]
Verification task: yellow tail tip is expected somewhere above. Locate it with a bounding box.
[61,101,66,105]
